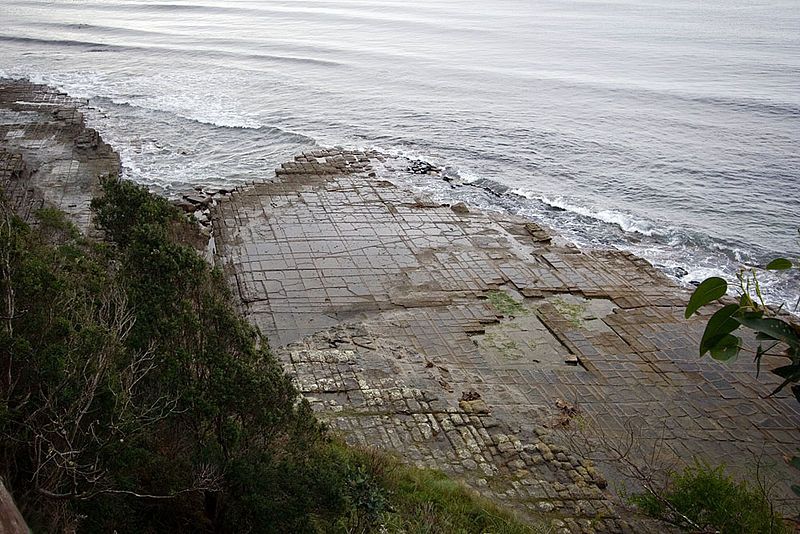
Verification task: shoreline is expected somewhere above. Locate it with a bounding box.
[3,79,799,531]
[8,70,798,310]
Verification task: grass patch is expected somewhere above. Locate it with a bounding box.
[335,444,540,533]
[629,461,789,533]
[480,331,522,360]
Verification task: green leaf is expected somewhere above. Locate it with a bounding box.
[793,384,800,404]
[790,346,799,365]
[768,363,800,397]
[709,334,741,362]
[790,456,800,470]
[736,315,800,349]
[766,258,793,270]
[755,344,764,378]
[792,485,800,498]
[685,277,728,319]
[773,363,800,380]
[700,304,741,356]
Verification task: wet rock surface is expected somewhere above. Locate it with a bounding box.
[0,79,119,233]
[214,148,800,531]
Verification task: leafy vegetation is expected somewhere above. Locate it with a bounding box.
[630,461,788,533]
[686,257,800,499]
[685,260,799,401]
[336,445,536,534]
[0,179,535,532]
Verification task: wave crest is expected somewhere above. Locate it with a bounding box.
[514,192,666,237]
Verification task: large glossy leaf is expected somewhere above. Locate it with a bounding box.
[685,277,728,319]
[709,334,741,362]
[736,315,800,349]
[700,304,741,356]
[766,258,793,270]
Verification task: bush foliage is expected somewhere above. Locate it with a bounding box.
[0,179,342,531]
[685,261,800,403]
[630,461,788,533]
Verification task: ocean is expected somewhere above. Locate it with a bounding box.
[1,0,798,307]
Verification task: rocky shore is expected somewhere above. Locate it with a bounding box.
[2,80,798,533]
[0,80,118,233]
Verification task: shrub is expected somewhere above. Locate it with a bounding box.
[630,461,788,533]
[1,179,335,531]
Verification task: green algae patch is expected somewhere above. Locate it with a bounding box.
[550,297,586,328]
[481,331,523,360]
[487,290,528,316]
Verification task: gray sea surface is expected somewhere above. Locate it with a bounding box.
[1,0,798,305]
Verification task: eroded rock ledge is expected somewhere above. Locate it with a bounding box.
[213,148,800,532]
[0,79,119,233]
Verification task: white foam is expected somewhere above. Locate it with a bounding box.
[13,101,60,107]
[516,191,666,237]
[18,69,264,130]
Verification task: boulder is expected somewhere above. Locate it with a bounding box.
[450,202,469,214]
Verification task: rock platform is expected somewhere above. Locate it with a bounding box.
[0,79,119,233]
[213,149,800,532]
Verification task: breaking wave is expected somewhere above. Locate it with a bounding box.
[519,193,667,237]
